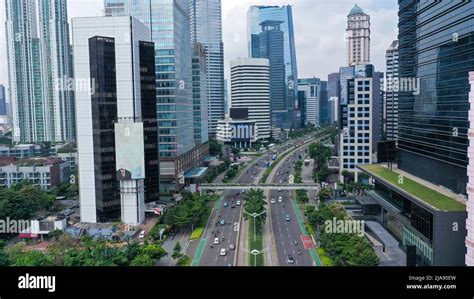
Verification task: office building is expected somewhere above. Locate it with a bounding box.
[359,164,466,266]
[385,40,399,141]
[216,108,257,149]
[398,0,474,195]
[104,0,209,193]
[329,97,339,125]
[0,85,6,115]
[346,4,371,66]
[248,5,299,129]
[72,16,159,224]
[372,71,384,146]
[340,74,374,181]
[320,81,329,125]
[298,78,321,127]
[467,71,474,266]
[230,58,270,140]
[257,20,287,129]
[192,43,209,146]
[190,0,225,136]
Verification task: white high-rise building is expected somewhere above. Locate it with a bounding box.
[329,97,339,125]
[190,0,225,136]
[298,78,321,127]
[73,16,159,225]
[339,76,373,182]
[230,58,270,140]
[466,71,474,266]
[346,4,371,66]
[5,0,75,143]
[385,40,399,141]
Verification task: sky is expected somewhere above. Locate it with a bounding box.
[0,0,398,95]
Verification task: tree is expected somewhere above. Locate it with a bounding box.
[130,254,155,266]
[243,189,267,225]
[10,250,54,267]
[318,187,332,202]
[172,242,182,260]
[209,139,222,157]
[0,241,9,266]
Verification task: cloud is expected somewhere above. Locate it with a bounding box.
[0,0,398,91]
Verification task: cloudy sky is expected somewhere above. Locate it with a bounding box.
[0,0,398,93]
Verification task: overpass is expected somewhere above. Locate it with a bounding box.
[199,183,320,191]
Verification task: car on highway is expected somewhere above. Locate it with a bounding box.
[236,200,241,206]
[286,255,295,264]
[285,214,291,221]
[231,203,236,208]
[220,248,227,256]
[278,188,282,192]
[270,198,276,204]
[220,219,226,226]
[278,196,283,202]
[224,202,228,207]
[229,244,236,250]
[214,237,220,245]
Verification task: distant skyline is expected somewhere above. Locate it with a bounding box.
[0,0,398,93]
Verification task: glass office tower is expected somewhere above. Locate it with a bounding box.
[105,0,207,192]
[248,5,299,129]
[190,0,224,136]
[398,0,474,195]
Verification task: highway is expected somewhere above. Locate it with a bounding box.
[269,147,315,266]
[197,143,294,266]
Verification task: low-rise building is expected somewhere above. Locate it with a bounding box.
[0,144,46,158]
[0,158,71,190]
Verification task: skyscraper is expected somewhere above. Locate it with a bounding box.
[72,16,159,224]
[248,5,299,129]
[0,85,6,116]
[5,0,42,143]
[385,40,399,141]
[398,0,474,195]
[192,43,209,146]
[190,0,224,136]
[104,0,208,192]
[346,4,371,66]
[38,0,76,142]
[320,80,329,125]
[5,0,75,143]
[230,58,271,140]
[257,21,287,129]
[298,78,320,127]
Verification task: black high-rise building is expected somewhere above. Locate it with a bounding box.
[398,0,474,195]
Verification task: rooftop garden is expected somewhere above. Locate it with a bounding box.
[359,164,465,212]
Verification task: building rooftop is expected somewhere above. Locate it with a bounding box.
[358,164,466,212]
[349,4,364,16]
[184,167,208,179]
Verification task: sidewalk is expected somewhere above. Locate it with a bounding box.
[156,229,190,266]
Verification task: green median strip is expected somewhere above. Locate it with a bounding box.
[291,199,322,266]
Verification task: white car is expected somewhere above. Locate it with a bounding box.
[278,196,283,203]
[214,237,220,245]
[270,198,276,204]
[236,200,241,206]
[139,231,146,239]
[220,248,227,256]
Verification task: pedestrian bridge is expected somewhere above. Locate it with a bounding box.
[199,183,320,191]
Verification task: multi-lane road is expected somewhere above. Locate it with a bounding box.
[269,148,315,266]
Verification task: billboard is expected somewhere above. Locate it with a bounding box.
[115,122,145,180]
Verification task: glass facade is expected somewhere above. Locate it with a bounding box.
[248,5,299,129]
[105,0,194,158]
[190,0,224,135]
[398,0,474,194]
